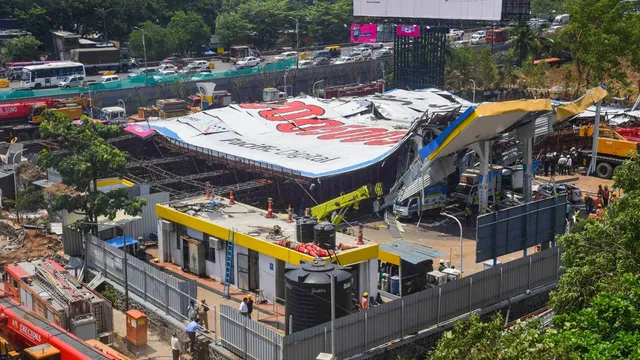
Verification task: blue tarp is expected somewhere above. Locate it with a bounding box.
[105,235,139,248]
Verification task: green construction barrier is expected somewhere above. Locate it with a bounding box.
[0,58,297,101]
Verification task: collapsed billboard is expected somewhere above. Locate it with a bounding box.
[396,25,420,37]
[353,0,503,21]
[350,24,378,44]
[146,97,410,178]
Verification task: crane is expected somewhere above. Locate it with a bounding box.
[310,183,384,224]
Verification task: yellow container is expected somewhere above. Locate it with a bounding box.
[0,79,9,88]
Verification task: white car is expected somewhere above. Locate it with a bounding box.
[236,56,261,67]
[357,49,372,59]
[298,59,313,68]
[371,43,384,49]
[157,63,178,72]
[382,46,393,52]
[475,30,487,37]
[470,34,486,45]
[153,70,177,81]
[335,56,354,64]
[274,51,298,61]
[99,75,120,84]
[182,60,209,73]
[448,29,465,40]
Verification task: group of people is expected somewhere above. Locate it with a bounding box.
[584,184,617,219]
[542,152,576,177]
[175,299,211,359]
[238,295,255,318]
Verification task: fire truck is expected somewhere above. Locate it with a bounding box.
[0,292,116,360]
[2,260,113,342]
[0,98,85,141]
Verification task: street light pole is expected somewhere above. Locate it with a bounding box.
[469,79,476,103]
[295,18,299,70]
[12,149,25,201]
[440,213,463,274]
[135,27,148,86]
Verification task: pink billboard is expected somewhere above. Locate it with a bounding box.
[124,124,156,138]
[350,24,377,44]
[397,25,420,37]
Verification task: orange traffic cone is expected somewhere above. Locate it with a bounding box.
[339,243,358,250]
[266,197,274,218]
[356,224,364,245]
[229,189,236,205]
[205,182,211,200]
[287,204,293,223]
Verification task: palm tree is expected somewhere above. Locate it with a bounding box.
[508,26,536,65]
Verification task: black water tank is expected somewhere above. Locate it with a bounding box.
[296,217,317,243]
[313,223,336,250]
[285,259,352,334]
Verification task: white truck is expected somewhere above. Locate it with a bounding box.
[393,183,447,218]
[451,166,503,206]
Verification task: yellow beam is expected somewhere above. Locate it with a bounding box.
[378,249,401,266]
[156,204,377,265]
[96,178,135,188]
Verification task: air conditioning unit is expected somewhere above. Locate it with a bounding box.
[161,220,174,231]
[209,236,224,250]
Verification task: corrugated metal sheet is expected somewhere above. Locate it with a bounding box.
[47,168,63,184]
[62,225,85,257]
[85,235,196,323]
[220,305,283,360]
[125,192,170,240]
[282,247,562,360]
[379,240,446,265]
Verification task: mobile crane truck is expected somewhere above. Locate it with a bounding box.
[579,125,640,178]
[311,183,384,224]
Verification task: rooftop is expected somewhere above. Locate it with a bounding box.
[379,240,446,265]
[156,195,378,266]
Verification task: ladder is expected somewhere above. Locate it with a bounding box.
[223,228,235,299]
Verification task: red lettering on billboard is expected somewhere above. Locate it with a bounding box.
[238,101,405,146]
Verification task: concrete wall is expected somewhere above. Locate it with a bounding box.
[259,253,277,302]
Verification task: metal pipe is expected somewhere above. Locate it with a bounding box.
[12,149,25,201]
[440,213,463,274]
[469,79,476,103]
[331,273,336,357]
[587,100,603,176]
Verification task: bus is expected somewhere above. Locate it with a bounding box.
[21,62,85,89]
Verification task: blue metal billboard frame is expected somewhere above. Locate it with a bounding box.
[476,196,566,263]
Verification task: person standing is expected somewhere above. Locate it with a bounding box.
[171,332,181,360]
[199,299,209,329]
[247,295,254,320]
[186,320,204,354]
[566,155,573,174]
[584,195,593,214]
[558,155,567,175]
[464,206,472,227]
[596,204,604,219]
[360,292,369,311]
[603,185,610,208]
[187,300,198,322]
[239,297,249,317]
[371,198,381,218]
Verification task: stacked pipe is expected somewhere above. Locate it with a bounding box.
[273,240,337,257]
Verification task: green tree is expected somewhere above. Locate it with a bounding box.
[166,11,211,56]
[3,35,42,61]
[236,0,290,49]
[304,0,353,45]
[530,0,568,20]
[507,26,551,65]
[129,22,173,61]
[559,0,640,88]
[215,12,250,46]
[4,186,44,224]
[36,112,146,234]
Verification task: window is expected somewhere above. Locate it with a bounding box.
[205,235,216,263]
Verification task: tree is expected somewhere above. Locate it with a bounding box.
[559,0,640,88]
[129,22,172,61]
[215,12,250,46]
[428,314,548,360]
[35,112,146,234]
[237,0,290,49]
[530,0,568,20]
[166,11,211,56]
[3,35,41,61]
[304,0,353,45]
[4,186,44,224]
[507,26,550,65]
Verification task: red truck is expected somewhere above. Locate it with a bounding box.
[0,98,65,141]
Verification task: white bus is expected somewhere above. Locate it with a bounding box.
[21,62,85,89]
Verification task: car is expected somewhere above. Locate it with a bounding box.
[190,73,216,81]
[371,43,385,49]
[470,33,486,45]
[373,50,393,59]
[335,56,354,64]
[453,40,470,48]
[162,56,184,67]
[153,70,177,81]
[313,51,332,60]
[533,183,583,203]
[274,51,298,61]
[448,29,465,41]
[236,56,261,67]
[475,30,487,36]
[358,49,372,59]
[157,63,178,72]
[382,46,393,52]
[313,57,331,66]
[356,44,373,51]
[182,60,209,73]
[298,59,313,68]
[58,75,86,88]
[202,49,216,56]
[99,75,120,84]
[128,67,157,78]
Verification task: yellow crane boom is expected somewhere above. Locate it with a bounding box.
[311,183,383,224]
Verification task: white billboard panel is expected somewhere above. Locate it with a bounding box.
[353,0,503,21]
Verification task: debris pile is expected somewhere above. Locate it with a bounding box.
[0,220,25,253]
[43,182,82,198]
[16,162,44,183]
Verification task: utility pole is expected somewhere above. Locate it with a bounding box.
[135,26,148,86]
[295,18,299,70]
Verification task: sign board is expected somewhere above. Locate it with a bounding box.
[354,0,503,21]
[350,24,377,44]
[397,25,420,37]
[475,197,566,263]
[147,97,410,178]
[124,124,155,138]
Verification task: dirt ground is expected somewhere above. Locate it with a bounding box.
[535,173,615,195]
[0,226,62,264]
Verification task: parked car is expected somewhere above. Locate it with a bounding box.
[236,56,261,67]
[58,75,86,88]
[274,51,298,61]
[99,75,120,84]
[313,57,331,66]
[533,183,582,203]
[128,67,157,78]
[470,33,486,45]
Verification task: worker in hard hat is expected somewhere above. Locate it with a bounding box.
[596,203,604,219]
[438,259,446,271]
[611,191,617,203]
[360,292,369,311]
[247,294,254,319]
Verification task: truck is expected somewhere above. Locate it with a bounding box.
[221,45,262,64]
[70,48,127,76]
[451,166,504,206]
[578,125,639,178]
[393,183,447,218]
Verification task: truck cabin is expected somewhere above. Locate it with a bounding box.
[99,107,126,123]
[2,264,29,300]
